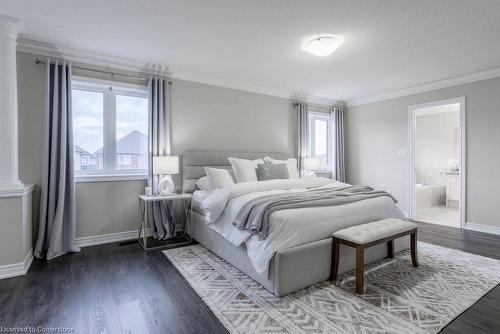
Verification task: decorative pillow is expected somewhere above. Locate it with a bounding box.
[203,167,235,190]
[263,157,299,179]
[227,157,264,183]
[256,163,289,181]
[195,176,210,191]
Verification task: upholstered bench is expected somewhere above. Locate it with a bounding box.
[330,218,418,294]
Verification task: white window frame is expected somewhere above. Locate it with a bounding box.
[308,111,332,172]
[72,76,149,182]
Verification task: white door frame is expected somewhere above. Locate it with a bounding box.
[407,96,466,228]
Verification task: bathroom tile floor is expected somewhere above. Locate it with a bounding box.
[416,205,460,227]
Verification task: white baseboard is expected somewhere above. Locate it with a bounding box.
[465,222,500,236]
[0,249,33,280]
[75,230,139,248]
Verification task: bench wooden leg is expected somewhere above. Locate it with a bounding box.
[356,246,364,294]
[330,238,340,281]
[411,228,419,267]
[387,240,394,258]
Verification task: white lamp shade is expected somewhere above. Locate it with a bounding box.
[303,157,321,170]
[153,156,179,175]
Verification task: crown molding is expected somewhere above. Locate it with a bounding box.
[171,67,293,98]
[173,68,344,105]
[17,38,500,108]
[16,37,342,104]
[347,66,500,107]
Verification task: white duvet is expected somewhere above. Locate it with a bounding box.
[200,177,405,275]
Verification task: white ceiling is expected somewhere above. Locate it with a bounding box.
[2,0,500,103]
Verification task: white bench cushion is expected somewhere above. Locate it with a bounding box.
[332,218,417,244]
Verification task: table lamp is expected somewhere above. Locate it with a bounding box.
[153,156,179,195]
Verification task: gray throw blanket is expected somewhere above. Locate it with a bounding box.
[232,185,397,239]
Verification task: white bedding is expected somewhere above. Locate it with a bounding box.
[192,190,211,215]
[200,178,405,275]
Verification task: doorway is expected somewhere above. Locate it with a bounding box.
[408,97,465,228]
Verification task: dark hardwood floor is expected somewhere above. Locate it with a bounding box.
[0,222,499,333]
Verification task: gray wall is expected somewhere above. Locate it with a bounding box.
[16,52,294,239]
[347,76,500,228]
[170,79,294,155]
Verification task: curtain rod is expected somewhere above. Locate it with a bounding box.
[292,101,344,109]
[34,58,172,84]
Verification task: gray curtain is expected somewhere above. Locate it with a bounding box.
[34,60,80,260]
[296,101,309,177]
[331,107,346,182]
[148,77,180,239]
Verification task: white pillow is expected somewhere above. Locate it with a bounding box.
[203,167,235,190]
[227,157,264,183]
[264,157,299,179]
[196,176,210,191]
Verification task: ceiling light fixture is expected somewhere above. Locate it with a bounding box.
[302,34,344,57]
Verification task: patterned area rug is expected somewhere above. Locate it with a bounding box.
[164,243,500,334]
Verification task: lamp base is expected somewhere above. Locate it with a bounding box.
[158,175,175,195]
[304,170,317,178]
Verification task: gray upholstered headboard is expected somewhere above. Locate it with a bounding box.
[182,151,290,193]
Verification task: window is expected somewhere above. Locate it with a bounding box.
[81,156,89,166]
[118,154,132,166]
[308,112,332,170]
[72,78,149,180]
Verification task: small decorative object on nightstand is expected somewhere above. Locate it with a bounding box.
[153,155,179,195]
[138,193,192,251]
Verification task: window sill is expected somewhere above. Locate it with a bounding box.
[75,174,148,183]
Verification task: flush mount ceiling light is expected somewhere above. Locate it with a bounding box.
[302,34,344,57]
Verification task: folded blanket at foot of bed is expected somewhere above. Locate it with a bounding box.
[232,185,397,239]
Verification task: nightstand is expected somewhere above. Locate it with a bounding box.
[138,193,193,251]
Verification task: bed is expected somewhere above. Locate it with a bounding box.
[183,151,409,297]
